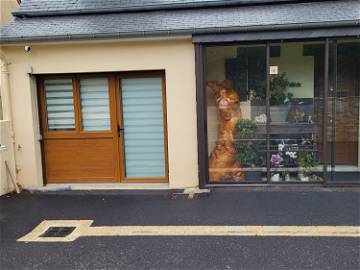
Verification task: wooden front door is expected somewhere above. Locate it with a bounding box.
[38,72,168,184]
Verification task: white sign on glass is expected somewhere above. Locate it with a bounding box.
[270,66,279,75]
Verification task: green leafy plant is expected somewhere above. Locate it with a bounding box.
[252,73,301,105]
[234,119,258,167]
[298,152,320,176]
[270,73,300,105]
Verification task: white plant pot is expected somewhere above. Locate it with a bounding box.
[271,173,281,182]
[299,173,309,182]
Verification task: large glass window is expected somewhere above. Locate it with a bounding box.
[205,45,267,183]
[269,41,324,182]
[329,39,360,182]
[204,39,360,184]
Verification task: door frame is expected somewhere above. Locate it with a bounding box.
[37,70,169,184]
[116,71,169,183]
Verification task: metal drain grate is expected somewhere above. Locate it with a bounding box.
[40,226,76,238]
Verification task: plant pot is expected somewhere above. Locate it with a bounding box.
[298,173,309,182]
[245,171,262,182]
[271,173,281,182]
[270,105,290,123]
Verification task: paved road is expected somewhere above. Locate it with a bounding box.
[1,189,359,270]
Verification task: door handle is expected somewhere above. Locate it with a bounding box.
[117,125,124,137]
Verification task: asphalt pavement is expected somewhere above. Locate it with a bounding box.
[0,188,359,270]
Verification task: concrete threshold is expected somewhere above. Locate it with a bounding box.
[28,183,171,192]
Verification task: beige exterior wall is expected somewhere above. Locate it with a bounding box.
[3,38,199,189]
[0,0,18,26]
[1,0,19,120]
[0,120,15,194]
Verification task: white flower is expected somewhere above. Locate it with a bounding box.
[286,151,297,159]
[278,143,285,151]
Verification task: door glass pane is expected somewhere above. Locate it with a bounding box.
[205,45,267,183]
[44,79,75,131]
[121,77,166,178]
[80,78,110,131]
[329,39,360,181]
[269,41,324,182]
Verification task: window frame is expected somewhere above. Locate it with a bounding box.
[197,38,360,187]
[38,73,116,139]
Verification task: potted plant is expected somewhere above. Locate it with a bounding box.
[234,119,261,181]
[270,153,283,181]
[250,73,301,123]
[269,73,300,123]
[298,152,320,182]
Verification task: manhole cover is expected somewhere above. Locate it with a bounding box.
[40,226,76,238]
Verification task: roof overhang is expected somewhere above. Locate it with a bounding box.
[192,26,360,44]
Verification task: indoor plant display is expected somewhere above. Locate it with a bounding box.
[269,73,300,123]
[270,153,283,181]
[270,140,298,181]
[250,73,301,122]
[298,152,320,182]
[234,119,261,181]
[269,73,300,106]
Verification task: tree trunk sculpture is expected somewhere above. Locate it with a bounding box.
[207,80,245,182]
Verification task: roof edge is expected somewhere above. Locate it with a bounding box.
[1,20,359,44]
[12,0,320,18]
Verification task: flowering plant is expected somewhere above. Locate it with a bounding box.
[285,151,297,159]
[270,154,283,166]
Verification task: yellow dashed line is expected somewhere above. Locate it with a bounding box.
[17,220,360,242]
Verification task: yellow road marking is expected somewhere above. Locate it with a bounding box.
[17,220,360,242]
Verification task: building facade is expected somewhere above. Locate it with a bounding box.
[0,0,359,193]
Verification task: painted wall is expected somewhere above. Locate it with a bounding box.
[3,38,199,189]
[0,120,15,195]
[0,0,19,26]
[1,0,19,120]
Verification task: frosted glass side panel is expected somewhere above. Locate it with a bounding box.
[121,78,166,178]
[80,78,110,131]
[44,79,75,131]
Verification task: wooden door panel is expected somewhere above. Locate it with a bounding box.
[44,138,119,183]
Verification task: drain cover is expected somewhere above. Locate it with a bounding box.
[40,226,76,238]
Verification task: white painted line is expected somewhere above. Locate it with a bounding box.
[17,220,360,242]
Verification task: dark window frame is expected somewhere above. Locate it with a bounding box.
[196,37,360,188]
